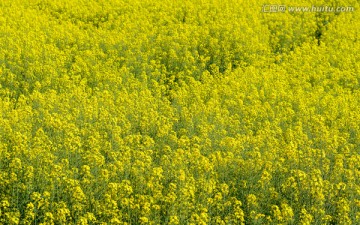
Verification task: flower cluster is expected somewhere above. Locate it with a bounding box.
[1,0,360,224]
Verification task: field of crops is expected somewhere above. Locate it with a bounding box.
[0,0,360,224]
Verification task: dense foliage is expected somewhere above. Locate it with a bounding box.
[1,0,360,224]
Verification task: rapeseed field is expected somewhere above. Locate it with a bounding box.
[0,0,360,224]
